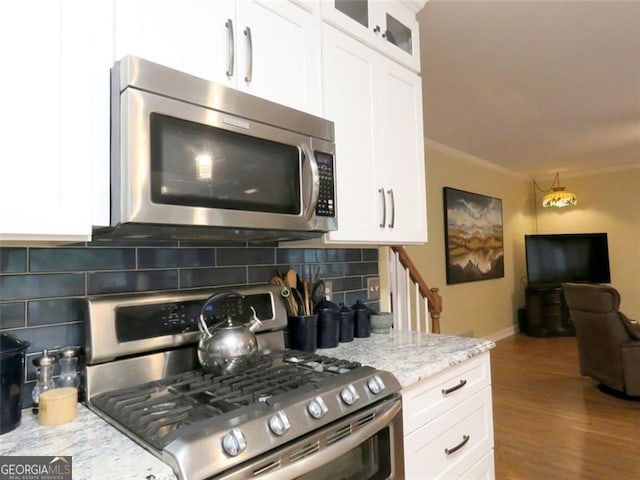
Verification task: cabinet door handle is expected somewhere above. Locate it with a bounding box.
[379,188,386,228]
[244,26,253,83]
[373,25,381,34]
[444,435,470,455]
[387,189,395,228]
[225,19,234,77]
[441,379,467,395]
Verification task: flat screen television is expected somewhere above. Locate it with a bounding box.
[525,233,611,287]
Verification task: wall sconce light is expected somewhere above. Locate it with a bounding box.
[534,173,577,208]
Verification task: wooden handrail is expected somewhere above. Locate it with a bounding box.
[391,246,443,333]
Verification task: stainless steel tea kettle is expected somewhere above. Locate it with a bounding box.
[197,291,262,374]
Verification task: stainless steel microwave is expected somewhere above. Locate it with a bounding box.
[103,56,337,241]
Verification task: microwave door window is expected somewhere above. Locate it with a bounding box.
[150,113,301,215]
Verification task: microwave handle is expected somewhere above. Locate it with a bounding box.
[301,147,320,219]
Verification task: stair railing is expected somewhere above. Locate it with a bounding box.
[388,246,442,333]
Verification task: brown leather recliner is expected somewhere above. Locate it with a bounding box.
[562,282,640,396]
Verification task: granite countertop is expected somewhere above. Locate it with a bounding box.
[0,331,493,479]
[0,404,176,480]
[316,330,495,388]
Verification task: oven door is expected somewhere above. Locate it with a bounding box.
[113,87,335,233]
[219,396,404,480]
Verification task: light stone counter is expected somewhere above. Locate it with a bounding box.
[0,331,493,479]
[315,330,495,388]
[0,404,176,480]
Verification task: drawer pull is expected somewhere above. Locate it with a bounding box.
[444,434,470,455]
[441,379,467,395]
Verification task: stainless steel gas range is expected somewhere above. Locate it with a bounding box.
[84,285,404,480]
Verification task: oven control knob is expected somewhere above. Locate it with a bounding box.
[269,410,291,436]
[340,384,360,406]
[367,375,386,395]
[307,396,328,419]
[221,428,247,457]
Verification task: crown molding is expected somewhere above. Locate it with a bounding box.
[425,139,529,180]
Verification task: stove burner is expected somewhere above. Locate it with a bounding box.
[91,350,368,450]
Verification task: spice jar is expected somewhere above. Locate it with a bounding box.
[32,349,57,414]
[57,347,80,389]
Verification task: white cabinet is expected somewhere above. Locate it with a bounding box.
[320,0,421,72]
[402,353,496,480]
[0,0,112,242]
[114,0,322,115]
[322,24,426,244]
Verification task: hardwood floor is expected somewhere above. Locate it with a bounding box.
[491,334,640,479]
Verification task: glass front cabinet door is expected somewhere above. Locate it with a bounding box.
[321,0,421,72]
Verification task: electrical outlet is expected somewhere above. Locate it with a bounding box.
[367,277,380,300]
[323,280,333,300]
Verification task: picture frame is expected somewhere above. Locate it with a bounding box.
[443,187,504,284]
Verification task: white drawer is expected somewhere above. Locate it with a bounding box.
[404,387,494,480]
[402,353,491,435]
[460,449,495,480]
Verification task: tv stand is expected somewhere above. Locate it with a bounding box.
[524,286,575,337]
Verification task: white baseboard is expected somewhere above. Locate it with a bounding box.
[486,325,518,342]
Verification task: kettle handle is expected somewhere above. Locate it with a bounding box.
[199,290,243,337]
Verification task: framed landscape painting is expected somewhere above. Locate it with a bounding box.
[443,187,504,284]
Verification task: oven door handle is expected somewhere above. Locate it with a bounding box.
[255,398,402,480]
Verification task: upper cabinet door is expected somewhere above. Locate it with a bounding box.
[0,0,110,242]
[235,0,322,115]
[377,57,427,243]
[322,25,382,243]
[114,0,321,115]
[320,0,420,72]
[114,0,234,86]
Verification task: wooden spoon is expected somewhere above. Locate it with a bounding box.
[286,269,297,290]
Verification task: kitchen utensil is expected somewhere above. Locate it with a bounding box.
[286,269,297,290]
[351,300,372,338]
[0,334,30,434]
[197,291,262,374]
[314,298,340,349]
[310,279,325,308]
[338,303,355,342]
[302,279,311,316]
[270,276,297,316]
[291,288,305,317]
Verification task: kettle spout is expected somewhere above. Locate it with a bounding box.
[248,306,262,332]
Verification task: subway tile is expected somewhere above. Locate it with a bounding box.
[27,298,85,326]
[362,248,379,262]
[30,247,135,272]
[331,277,364,293]
[344,262,378,276]
[248,266,282,285]
[217,248,275,266]
[0,248,27,273]
[180,267,246,289]
[344,290,369,307]
[0,274,85,301]
[299,263,344,280]
[277,249,324,264]
[138,248,215,269]
[325,249,362,263]
[87,270,178,295]
[9,323,84,354]
[0,302,26,329]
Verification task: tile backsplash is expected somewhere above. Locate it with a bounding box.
[0,241,379,407]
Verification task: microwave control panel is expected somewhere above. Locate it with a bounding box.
[315,152,335,217]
